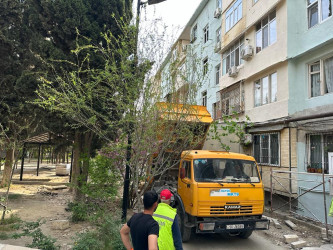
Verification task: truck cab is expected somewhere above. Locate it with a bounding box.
[175,150,269,241]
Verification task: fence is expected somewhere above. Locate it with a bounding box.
[270,169,333,238]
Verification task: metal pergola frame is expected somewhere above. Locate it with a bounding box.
[20,133,73,181]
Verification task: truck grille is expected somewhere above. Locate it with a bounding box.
[198,201,262,216]
[210,203,252,215]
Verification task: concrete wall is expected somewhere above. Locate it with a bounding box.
[187,0,223,115]
[219,0,288,123]
[288,42,333,115]
[287,0,333,58]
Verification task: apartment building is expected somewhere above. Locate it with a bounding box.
[287,0,333,223]
[157,0,333,223]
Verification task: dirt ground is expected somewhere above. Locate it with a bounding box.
[0,164,90,249]
[0,163,331,249]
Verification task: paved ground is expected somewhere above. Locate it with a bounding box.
[183,231,288,250]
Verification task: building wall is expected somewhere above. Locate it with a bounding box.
[287,0,333,224]
[288,42,333,115]
[189,0,223,114]
[287,0,333,59]
[244,62,288,123]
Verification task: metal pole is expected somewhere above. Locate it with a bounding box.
[36,144,41,176]
[121,0,141,222]
[20,143,26,181]
[289,127,292,214]
[270,166,273,213]
[69,148,73,182]
[322,169,329,239]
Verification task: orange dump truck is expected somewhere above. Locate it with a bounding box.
[155,102,269,241]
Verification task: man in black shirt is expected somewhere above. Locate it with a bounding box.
[120,191,159,250]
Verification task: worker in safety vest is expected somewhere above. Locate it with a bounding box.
[153,189,183,250]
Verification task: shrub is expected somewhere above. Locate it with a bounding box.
[68,202,89,222]
[73,211,125,250]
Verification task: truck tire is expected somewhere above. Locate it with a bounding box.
[177,209,192,242]
[239,230,253,239]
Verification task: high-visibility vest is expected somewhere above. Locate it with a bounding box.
[153,203,177,250]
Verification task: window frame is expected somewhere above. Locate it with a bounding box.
[306,133,333,174]
[225,0,243,32]
[254,72,278,107]
[255,10,277,53]
[220,82,242,115]
[308,55,333,98]
[203,57,208,75]
[215,63,221,85]
[216,27,221,44]
[222,37,244,75]
[191,24,198,42]
[307,0,333,29]
[202,91,207,107]
[203,24,209,43]
[253,133,280,166]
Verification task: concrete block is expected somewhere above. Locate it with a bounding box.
[285,220,297,230]
[291,240,307,249]
[45,185,68,190]
[272,218,282,229]
[50,219,70,230]
[284,234,299,243]
[56,164,69,176]
[320,244,333,249]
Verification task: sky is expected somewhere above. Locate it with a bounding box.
[137,0,202,67]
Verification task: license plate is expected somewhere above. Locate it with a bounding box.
[226,224,244,229]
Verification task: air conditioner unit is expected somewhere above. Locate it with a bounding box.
[214,41,221,52]
[242,134,253,145]
[241,45,253,60]
[214,8,222,18]
[228,66,238,77]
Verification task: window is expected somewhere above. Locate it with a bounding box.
[216,27,221,44]
[308,0,332,28]
[225,0,242,32]
[215,64,221,85]
[220,82,242,115]
[182,161,192,179]
[253,0,259,3]
[307,134,333,173]
[222,37,244,75]
[309,56,333,97]
[191,24,198,42]
[253,133,280,165]
[255,10,276,53]
[203,24,209,43]
[203,58,208,75]
[254,72,277,107]
[217,0,222,9]
[202,91,207,106]
[213,103,218,119]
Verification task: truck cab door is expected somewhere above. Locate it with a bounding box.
[178,160,193,214]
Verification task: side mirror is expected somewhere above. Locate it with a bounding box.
[180,168,186,179]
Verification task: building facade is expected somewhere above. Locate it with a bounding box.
[157,0,333,223]
[287,0,333,223]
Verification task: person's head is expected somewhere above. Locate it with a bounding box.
[143,190,159,210]
[160,189,173,204]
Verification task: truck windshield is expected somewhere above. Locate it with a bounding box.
[193,158,260,183]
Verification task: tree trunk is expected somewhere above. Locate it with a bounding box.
[72,131,93,202]
[1,148,14,187]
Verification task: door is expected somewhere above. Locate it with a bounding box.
[329,152,333,175]
[178,160,193,214]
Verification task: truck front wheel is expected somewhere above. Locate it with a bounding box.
[238,230,253,239]
[177,210,192,242]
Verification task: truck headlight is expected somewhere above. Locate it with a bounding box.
[199,223,215,231]
[255,221,269,229]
